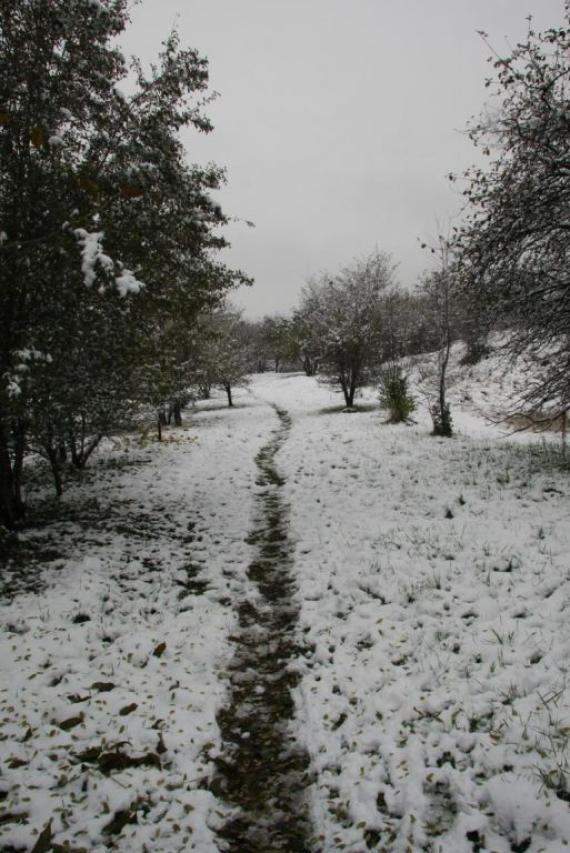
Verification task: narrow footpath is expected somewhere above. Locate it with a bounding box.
[212,405,313,852]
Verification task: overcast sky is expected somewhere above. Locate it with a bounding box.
[121,0,565,318]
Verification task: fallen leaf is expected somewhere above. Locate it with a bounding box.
[153,642,167,658]
[7,757,28,769]
[90,681,115,693]
[58,713,84,731]
[31,818,52,853]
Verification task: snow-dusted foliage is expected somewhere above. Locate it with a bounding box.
[188,304,253,408]
[454,8,570,414]
[297,249,396,407]
[0,1,246,525]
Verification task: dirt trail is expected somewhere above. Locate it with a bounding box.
[212,405,313,852]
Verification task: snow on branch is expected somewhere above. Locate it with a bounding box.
[115,266,144,296]
[73,228,144,296]
[74,229,114,287]
[5,349,53,398]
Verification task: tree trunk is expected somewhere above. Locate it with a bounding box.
[435,327,452,437]
[340,370,357,407]
[157,415,162,442]
[339,376,351,407]
[45,446,63,497]
[226,384,233,407]
[173,401,182,426]
[71,434,102,469]
[303,355,317,377]
[12,417,26,511]
[348,373,358,407]
[0,420,26,528]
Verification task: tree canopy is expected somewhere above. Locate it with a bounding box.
[453,6,570,412]
[0,0,247,525]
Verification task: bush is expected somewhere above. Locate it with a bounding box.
[379,364,416,423]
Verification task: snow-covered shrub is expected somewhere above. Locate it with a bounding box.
[378,363,415,423]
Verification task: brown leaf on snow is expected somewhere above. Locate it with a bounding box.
[74,745,161,774]
[153,642,167,658]
[103,806,139,836]
[7,757,28,769]
[0,811,29,825]
[31,818,52,853]
[67,693,90,704]
[90,681,116,692]
[57,713,84,731]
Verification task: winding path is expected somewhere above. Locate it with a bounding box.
[212,405,312,851]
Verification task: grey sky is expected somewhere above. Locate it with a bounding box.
[121,0,565,318]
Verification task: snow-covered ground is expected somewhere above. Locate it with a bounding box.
[0,395,272,851]
[1,346,570,852]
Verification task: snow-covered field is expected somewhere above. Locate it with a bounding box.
[1,346,570,852]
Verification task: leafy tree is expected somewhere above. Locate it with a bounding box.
[190,305,251,407]
[259,315,297,373]
[0,1,247,522]
[290,309,320,376]
[0,0,132,524]
[453,7,570,412]
[298,250,395,407]
[239,320,271,373]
